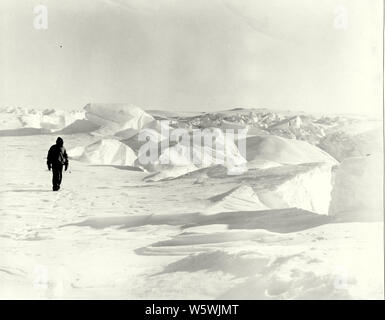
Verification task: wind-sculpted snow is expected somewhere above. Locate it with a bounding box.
[150,108,382,149]
[55,119,101,135]
[318,128,382,161]
[1,105,380,147]
[0,107,84,133]
[254,163,333,215]
[83,103,154,136]
[143,165,199,181]
[136,127,247,175]
[120,121,172,152]
[206,185,268,213]
[329,154,383,221]
[0,134,383,299]
[0,107,383,300]
[162,162,334,215]
[241,135,338,165]
[52,104,157,138]
[66,211,382,299]
[68,138,137,166]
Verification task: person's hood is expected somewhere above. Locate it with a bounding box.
[56,137,64,147]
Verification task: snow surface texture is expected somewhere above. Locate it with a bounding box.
[0,105,383,299]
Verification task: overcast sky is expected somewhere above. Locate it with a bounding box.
[0,0,382,115]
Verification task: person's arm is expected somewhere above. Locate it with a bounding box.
[64,148,69,171]
[47,146,53,170]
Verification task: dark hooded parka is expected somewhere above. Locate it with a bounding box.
[47,137,69,191]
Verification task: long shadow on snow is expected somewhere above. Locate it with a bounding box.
[1,189,52,193]
[63,208,333,234]
[88,165,143,172]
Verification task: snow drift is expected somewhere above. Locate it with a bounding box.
[206,185,268,213]
[120,120,172,152]
[176,162,334,215]
[318,128,382,161]
[329,154,383,221]
[0,107,84,133]
[137,128,247,176]
[83,103,154,136]
[69,139,137,166]
[254,163,334,215]
[241,135,338,165]
[143,164,199,181]
[55,119,101,135]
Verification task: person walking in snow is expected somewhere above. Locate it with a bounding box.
[47,137,69,191]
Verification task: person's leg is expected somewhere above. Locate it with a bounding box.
[57,164,63,188]
[52,166,59,191]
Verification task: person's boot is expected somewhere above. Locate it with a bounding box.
[53,185,59,191]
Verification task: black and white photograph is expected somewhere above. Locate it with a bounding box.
[0,0,383,302]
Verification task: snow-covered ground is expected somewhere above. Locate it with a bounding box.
[0,105,383,299]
